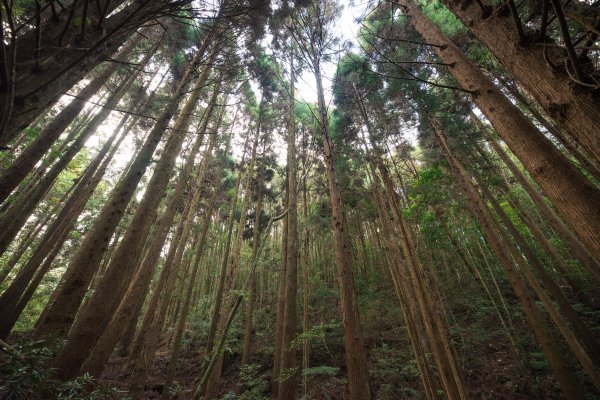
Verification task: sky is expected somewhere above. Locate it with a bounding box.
[292,2,366,105]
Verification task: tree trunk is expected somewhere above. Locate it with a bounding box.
[52,68,220,380]
[483,131,600,283]
[160,140,221,400]
[0,53,145,257]
[272,180,289,398]
[439,0,600,164]
[33,34,215,339]
[278,49,299,400]
[301,175,310,399]
[205,131,251,354]
[0,35,142,203]
[241,166,265,365]
[0,109,131,339]
[399,0,600,263]
[0,1,167,145]
[313,60,372,400]
[204,109,261,399]
[432,117,583,400]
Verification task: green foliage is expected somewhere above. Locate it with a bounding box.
[290,321,341,351]
[302,365,339,377]
[417,0,465,38]
[528,351,550,372]
[224,364,269,400]
[0,341,119,399]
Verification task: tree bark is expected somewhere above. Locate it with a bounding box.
[204,108,262,399]
[439,0,600,165]
[399,0,600,264]
[278,49,299,400]
[0,109,131,339]
[0,53,144,257]
[33,34,215,339]
[432,117,583,400]
[0,35,142,203]
[52,67,219,380]
[313,60,372,400]
[0,1,171,145]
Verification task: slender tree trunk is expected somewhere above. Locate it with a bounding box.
[0,53,145,257]
[482,131,600,283]
[52,67,220,380]
[192,211,287,400]
[204,110,261,399]
[272,180,289,397]
[367,162,441,400]
[432,117,583,400]
[241,168,265,365]
[478,179,600,387]
[160,137,221,400]
[0,1,164,145]
[127,206,193,399]
[33,34,215,339]
[205,131,251,354]
[278,50,299,400]
[0,35,143,203]
[313,60,371,400]
[301,178,310,399]
[0,110,131,339]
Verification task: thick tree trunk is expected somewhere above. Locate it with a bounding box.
[0,1,168,145]
[484,133,600,283]
[399,0,600,263]
[0,57,143,257]
[52,68,219,380]
[439,0,600,164]
[0,110,131,339]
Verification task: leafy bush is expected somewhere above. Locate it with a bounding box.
[302,365,339,377]
[223,364,269,400]
[0,340,120,399]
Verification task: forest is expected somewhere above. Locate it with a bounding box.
[0,0,600,399]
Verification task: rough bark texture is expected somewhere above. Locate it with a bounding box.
[33,38,210,339]
[433,118,583,400]
[278,52,299,400]
[0,0,145,145]
[0,36,140,203]
[399,0,600,266]
[204,114,261,399]
[440,0,600,164]
[52,65,217,380]
[0,62,141,257]
[314,61,372,400]
[0,111,131,338]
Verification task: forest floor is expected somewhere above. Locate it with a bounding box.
[96,325,561,400]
